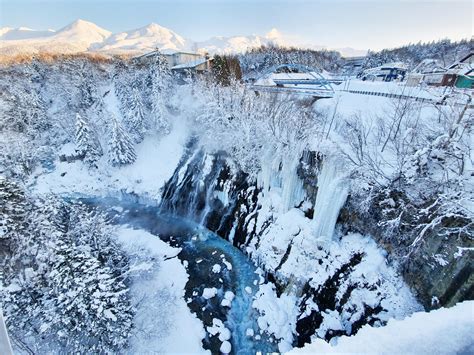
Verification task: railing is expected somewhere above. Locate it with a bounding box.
[342,89,435,103]
[250,84,335,98]
[342,89,474,108]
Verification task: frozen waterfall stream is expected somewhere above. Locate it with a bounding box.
[77,196,279,355]
[312,158,349,241]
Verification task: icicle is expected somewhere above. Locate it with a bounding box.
[280,155,305,212]
[312,158,349,241]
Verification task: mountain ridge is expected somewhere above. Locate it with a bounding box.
[0,19,367,56]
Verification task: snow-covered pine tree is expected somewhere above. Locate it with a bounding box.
[28,87,49,132]
[75,113,102,167]
[150,53,172,134]
[109,116,137,166]
[1,186,134,353]
[42,206,133,353]
[0,176,28,243]
[126,87,147,142]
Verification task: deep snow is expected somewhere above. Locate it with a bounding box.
[115,227,208,354]
[290,300,474,354]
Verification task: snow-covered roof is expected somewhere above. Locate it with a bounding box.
[412,59,446,74]
[448,52,473,69]
[446,61,473,76]
[171,57,208,70]
[165,50,203,57]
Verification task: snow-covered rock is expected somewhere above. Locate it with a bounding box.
[289,301,474,354]
[202,287,218,299]
[219,340,232,354]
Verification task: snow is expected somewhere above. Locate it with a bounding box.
[195,28,286,54]
[0,20,286,55]
[252,283,298,352]
[290,301,474,355]
[115,227,208,354]
[219,340,232,354]
[221,299,231,307]
[32,90,188,201]
[224,291,235,302]
[0,19,111,55]
[202,287,218,299]
[207,319,232,352]
[97,23,188,54]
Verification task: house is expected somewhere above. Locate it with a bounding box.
[420,52,473,88]
[447,52,473,89]
[405,73,424,87]
[360,62,407,82]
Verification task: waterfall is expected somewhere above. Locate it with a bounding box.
[312,158,349,241]
[159,148,251,245]
[258,147,305,213]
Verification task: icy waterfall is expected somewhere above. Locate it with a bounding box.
[312,158,349,241]
[258,148,305,213]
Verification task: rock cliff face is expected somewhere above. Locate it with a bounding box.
[160,146,456,345]
[339,190,473,309]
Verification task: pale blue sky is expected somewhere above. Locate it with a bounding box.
[1,0,472,50]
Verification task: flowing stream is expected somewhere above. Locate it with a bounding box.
[75,196,279,355]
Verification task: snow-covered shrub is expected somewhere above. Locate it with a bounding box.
[191,79,316,177]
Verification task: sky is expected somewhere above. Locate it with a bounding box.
[1,0,472,51]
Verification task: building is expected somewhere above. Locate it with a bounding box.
[136,49,213,74]
[420,52,473,88]
[360,62,407,82]
[341,56,366,75]
[447,52,473,89]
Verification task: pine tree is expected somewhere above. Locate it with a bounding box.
[0,176,28,243]
[75,113,102,166]
[109,116,137,166]
[1,190,134,353]
[150,53,172,134]
[127,87,147,142]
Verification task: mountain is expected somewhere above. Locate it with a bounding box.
[195,29,286,54]
[0,19,368,57]
[95,23,189,53]
[0,27,55,40]
[0,19,111,55]
[52,19,111,45]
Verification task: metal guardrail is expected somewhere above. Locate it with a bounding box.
[342,89,435,103]
[250,84,335,98]
[342,89,474,108]
[251,63,335,98]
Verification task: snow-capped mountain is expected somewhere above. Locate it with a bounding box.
[96,23,190,53]
[52,19,111,45]
[0,19,366,56]
[0,19,111,55]
[195,28,286,54]
[0,27,55,40]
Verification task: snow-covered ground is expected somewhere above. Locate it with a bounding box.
[115,227,208,354]
[32,112,188,201]
[289,300,474,354]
